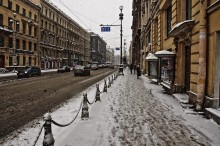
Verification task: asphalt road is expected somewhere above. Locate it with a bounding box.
[0,68,117,139]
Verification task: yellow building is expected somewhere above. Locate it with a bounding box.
[0,0,40,70]
[132,0,220,112]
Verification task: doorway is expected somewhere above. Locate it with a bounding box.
[0,55,5,68]
[184,46,191,92]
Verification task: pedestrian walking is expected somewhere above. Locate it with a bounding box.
[136,65,141,79]
[130,63,133,74]
[133,64,136,74]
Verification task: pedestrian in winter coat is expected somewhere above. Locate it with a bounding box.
[130,64,133,74]
[133,64,136,74]
[136,65,141,79]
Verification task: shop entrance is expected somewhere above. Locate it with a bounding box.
[0,55,4,68]
[184,46,191,92]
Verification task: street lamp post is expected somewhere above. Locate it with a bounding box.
[119,6,124,75]
[10,12,18,67]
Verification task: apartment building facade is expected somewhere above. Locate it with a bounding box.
[0,0,40,69]
[132,0,220,111]
[32,0,90,69]
[90,32,107,64]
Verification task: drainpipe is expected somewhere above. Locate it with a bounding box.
[196,0,207,111]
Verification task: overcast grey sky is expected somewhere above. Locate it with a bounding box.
[50,0,133,53]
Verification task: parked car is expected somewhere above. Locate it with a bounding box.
[0,68,9,74]
[84,64,92,69]
[91,64,98,70]
[109,64,114,69]
[74,65,90,76]
[17,66,41,78]
[57,65,71,73]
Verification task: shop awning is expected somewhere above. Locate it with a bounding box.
[146,53,158,61]
[168,20,195,37]
[155,50,176,57]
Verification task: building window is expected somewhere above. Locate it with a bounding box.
[34,27,37,37]
[8,0,12,10]
[0,14,3,26]
[166,5,172,35]
[41,19,43,28]
[16,39,19,49]
[23,8,26,16]
[186,0,192,20]
[22,40,26,50]
[29,42,32,51]
[8,37,13,48]
[34,43,37,51]
[16,21,19,32]
[29,11,32,19]
[22,22,26,34]
[23,56,26,66]
[34,15,37,21]
[8,17,13,30]
[16,5,20,13]
[0,36,4,47]
[29,25,32,36]
[0,0,2,6]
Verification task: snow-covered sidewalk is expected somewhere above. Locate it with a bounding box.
[1,68,220,146]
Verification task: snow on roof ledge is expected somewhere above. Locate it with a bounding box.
[155,50,176,57]
[146,53,158,61]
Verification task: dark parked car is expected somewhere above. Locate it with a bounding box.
[17,66,41,78]
[57,65,71,73]
[74,65,90,76]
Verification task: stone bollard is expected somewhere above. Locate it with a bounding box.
[81,93,89,119]
[108,77,111,88]
[95,84,101,102]
[103,79,107,92]
[43,113,55,146]
[111,75,114,84]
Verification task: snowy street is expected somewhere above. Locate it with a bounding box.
[2,68,220,146]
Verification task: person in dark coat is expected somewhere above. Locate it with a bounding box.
[133,64,136,74]
[130,63,133,74]
[136,65,141,79]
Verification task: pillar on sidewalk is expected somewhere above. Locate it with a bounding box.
[95,84,101,102]
[43,113,55,146]
[103,79,107,92]
[81,93,89,118]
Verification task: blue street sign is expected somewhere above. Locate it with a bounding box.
[101,26,110,32]
[115,47,120,50]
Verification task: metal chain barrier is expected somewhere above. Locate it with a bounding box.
[32,74,119,146]
[32,124,44,146]
[51,100,83,127]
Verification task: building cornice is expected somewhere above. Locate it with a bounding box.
[207,1,220,14]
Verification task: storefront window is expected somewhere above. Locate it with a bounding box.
[161,57,174,83]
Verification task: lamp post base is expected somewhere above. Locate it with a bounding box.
[118,65,124,76]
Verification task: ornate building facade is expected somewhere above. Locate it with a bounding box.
[32,0,90,69]
[0,0,40,69]
[132,0,220,112]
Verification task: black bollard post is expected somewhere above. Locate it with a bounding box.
[114,73,116,80]
[43,113,55,146]
[95,84,101,102]
[111,75,114,84]
[81,93,89,119]
[103,79,107,92]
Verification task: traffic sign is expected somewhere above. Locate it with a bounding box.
[101,26,110,32]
